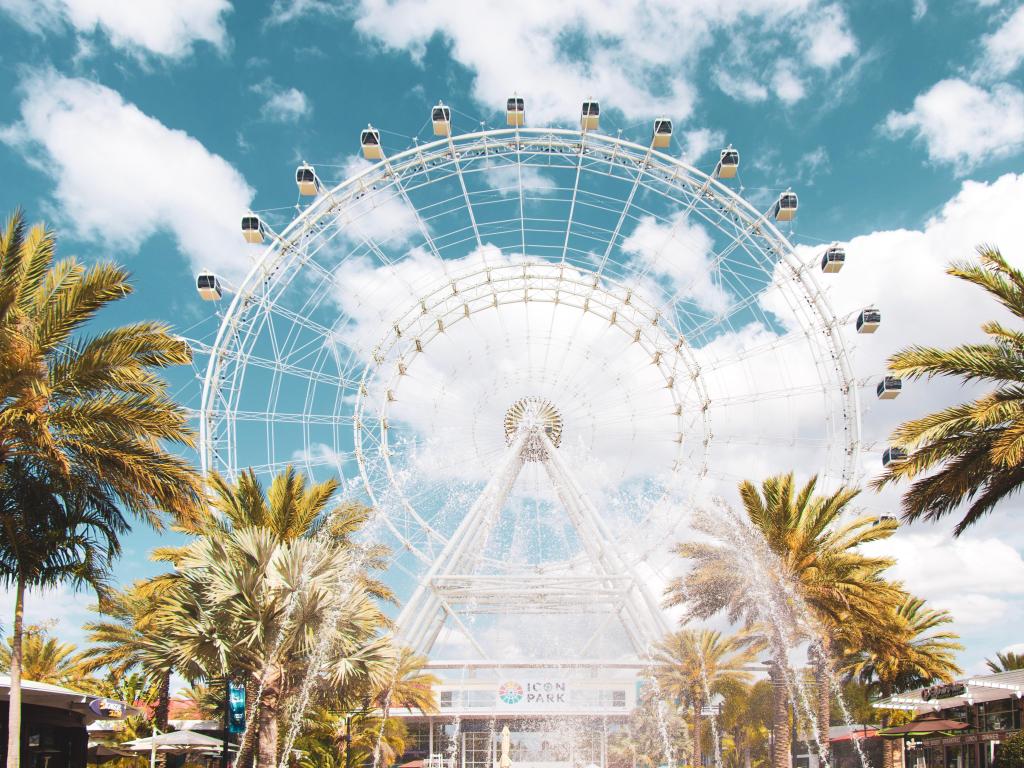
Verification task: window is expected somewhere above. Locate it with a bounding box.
[440,691,454,708]
[979,699,1020,732]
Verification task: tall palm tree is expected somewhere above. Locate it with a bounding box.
[0,462,126,765]
[0,627,85,687]
[986,651,1024,673]
[0,209,200,768]
[666,473,902,766]
[844,596,962,768]
[653,629,756,768]
[873,246,1024,535]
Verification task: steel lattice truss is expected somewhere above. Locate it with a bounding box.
[196,125,861,662]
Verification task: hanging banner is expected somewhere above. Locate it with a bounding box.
[227,681,246,734]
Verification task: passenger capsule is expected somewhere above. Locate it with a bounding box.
[581,100,600,131]
[361,126,382,160]
[718,147,739,178]
[773,191,798,222]
[821,245,845,273]
[877,376,902,400]
[856,307,881,334]
[295,163,322,197]
[652,118,672,148]
[241,214,267,244]
[432,103,451,136]
[196,272,222,301]
[882,447,908,467]
[506,96,525,127]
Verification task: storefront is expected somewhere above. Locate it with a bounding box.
[0,676,136,768]
[393,664,638,768]
[876,670,1024,768]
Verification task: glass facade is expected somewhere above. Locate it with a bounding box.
[398,718,610,768]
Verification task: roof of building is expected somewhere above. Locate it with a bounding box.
[0,675,140,724]
[829,725,879,742]
[875,669,1024,711]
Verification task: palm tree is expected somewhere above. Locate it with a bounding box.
[666,473,903,766]
[844,596,962,768]
[0,463,126,765]
[160,524,392,767]
[0,209,200,768]
[653,629,756,768]
[78,582,177,733]
[873,246,1024,535]
[985,650,1024,673]
[178,682,222,719]
[0,627,85,687]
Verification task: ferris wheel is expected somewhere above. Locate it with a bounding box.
[196,98,865,661]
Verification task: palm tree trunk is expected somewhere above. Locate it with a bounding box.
[693,705,703,768]
[154,671,171,768]
[6,576,26,768]
[257,663,283,768]
[768,661,791,768]
[810,640,831,763]
[880,707,893,768]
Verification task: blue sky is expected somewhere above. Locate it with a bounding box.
[1,0,1024,674]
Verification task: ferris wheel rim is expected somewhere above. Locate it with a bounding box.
[198,123,863,557]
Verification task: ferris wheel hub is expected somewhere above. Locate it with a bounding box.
[504,396,563,462]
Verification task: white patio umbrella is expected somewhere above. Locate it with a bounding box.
[124,730,226,753]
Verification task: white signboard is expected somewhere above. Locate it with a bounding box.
[496,679,569,709]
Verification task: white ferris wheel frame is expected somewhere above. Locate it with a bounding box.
[197,124,862,659]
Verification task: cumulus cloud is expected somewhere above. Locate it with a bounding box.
[715,69,769,103]
[620,213,729,315]
[270,0,857,123]
[771,62,807,104]
[0,70,255,282]
[801,4,858,70]
[251,78,311,123]
[981,4,1024,78]
[679,128,725,164]
[0,584,97,646]
[884,79,1024,173]
[481,162,558,196]
[0,0,231,59]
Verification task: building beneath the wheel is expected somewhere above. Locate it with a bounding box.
[392,661,643,768]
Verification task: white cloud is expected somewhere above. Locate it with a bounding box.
[1,70,255,282]
[679,128,725,164]
[481,162,558,196]
[620,212,729,314]
[884,79,1024,173]
[331,155,422,246]
[251,79,311,123]
[771,62,807,104]
[715,69,769,103]
[981,4,1024,78]
[0,0,231,59]
[0,584,96,647]
[801,4,857,70]
[270,0,861,123]
[912,0,927,21]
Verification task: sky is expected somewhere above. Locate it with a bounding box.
[1,0,1024,676]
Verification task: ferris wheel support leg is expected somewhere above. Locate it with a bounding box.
[538,435,670,652]
[396,431,529,655]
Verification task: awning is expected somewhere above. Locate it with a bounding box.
[878,713,969,737]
